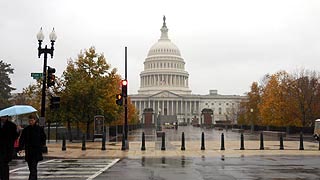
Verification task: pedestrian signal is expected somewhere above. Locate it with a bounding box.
[116,94,123,106]
[50,96,60,109]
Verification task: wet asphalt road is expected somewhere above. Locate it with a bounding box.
[8,126,319,179]
[98,155,320,180]
[128,125,316,142]
[9,155,320,180]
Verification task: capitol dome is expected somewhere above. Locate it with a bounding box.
[147,38,181,56]
[138,16,191,95]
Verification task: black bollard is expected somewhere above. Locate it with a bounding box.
[299,132,304,150]
[279,134,284,150]
[240,133,245,150]
[319,141,320,151]
[260,132,264,150]
[161,132,166,151]
[121,135,126,151]
[181,132,186,151]
[141,132,146,151]
[81,134,86,151]
[220,133,225,150]
[62,135,66,151]
[101,133,106,151]
[201,132,205,150]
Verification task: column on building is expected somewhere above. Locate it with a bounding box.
[171,100,174,115]
[152,100,156,124]
[162,100,164,115]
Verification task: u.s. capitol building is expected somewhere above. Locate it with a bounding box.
[130,16,246,126]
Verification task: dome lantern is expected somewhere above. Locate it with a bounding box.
[160,15,169,40]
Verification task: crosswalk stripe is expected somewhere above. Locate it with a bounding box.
[86,158,120,180]
[9,159,55,173]
[14,171,98,175]
[11,175,91,179]
[10,158,119,179]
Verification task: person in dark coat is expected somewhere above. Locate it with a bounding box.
[0,115,19,180]
[19,115,46,180]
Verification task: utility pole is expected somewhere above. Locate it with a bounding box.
[121,47,129,150]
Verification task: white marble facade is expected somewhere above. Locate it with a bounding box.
[130,16,246,125]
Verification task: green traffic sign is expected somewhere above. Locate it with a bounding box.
[31,73,43,80]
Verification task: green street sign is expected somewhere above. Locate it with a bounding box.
[31,73,43,80]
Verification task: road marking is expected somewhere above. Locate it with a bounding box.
[10,175,91,179]
[10,159,119,179]
[9,159,55,173]
[86,158,120,180]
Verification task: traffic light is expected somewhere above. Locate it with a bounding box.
[50,96,60,109]
[116,94,123,106]
[47,66,56,87]
[121,79,128,97]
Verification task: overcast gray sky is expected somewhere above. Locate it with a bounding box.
[1,0,320,96]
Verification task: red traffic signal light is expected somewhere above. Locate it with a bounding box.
[122,79,128,86]
[121,79,128,97]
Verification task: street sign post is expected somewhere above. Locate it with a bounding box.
[31,73,43,80]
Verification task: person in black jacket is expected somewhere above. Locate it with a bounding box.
[0,115,19,180]
[19,115,46,180]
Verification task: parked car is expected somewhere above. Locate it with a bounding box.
[163,123,175,129]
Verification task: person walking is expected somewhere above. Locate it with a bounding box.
[0,115,19,180]
[19,115,46,180]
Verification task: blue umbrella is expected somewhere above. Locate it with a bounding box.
[0,105,37,117]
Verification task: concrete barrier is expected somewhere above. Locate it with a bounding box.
[263,131,286,137]
[232,129,244,133]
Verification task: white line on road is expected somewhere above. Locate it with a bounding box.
[10,159,55,173]
[86,158,120,180]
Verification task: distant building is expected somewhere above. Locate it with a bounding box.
[130,16,246,126]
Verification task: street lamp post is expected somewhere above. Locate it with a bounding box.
[250,108,254,133]
[37,28,57,153]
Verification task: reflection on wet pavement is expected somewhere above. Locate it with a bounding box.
[100,156,320,180]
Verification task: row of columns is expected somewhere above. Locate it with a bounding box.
[141,74,188,87]
[145,62,184,70]
[134,100,201,120]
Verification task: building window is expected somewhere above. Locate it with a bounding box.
[226,103,229,106]
[211,103,214,105]
[219,107,222,115]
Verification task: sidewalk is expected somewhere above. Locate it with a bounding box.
[44,140,320,159]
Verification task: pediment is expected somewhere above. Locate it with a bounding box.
[149,90,182,98]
